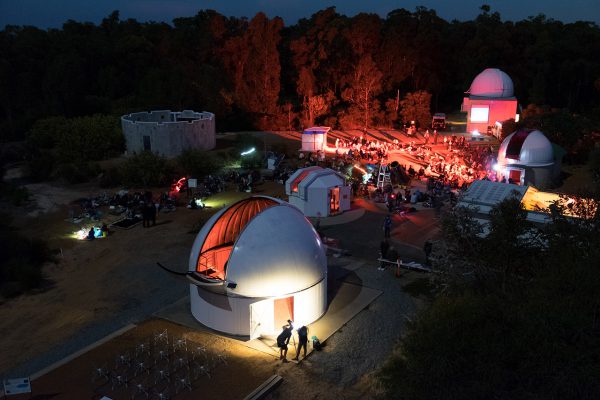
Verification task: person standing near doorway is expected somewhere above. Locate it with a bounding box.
[293,326,309,361]
[277,324,293,362]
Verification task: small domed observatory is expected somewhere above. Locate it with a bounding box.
[188,196,328,338]
[462,68,519,137]
[496,129,559,189]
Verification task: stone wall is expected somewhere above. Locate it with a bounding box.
[121,110,216,157]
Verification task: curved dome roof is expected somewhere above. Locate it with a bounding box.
[468,68,514,98]
[188,196,327,298]
[497,129,554,167]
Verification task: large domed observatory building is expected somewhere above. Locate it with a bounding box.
[187,196,328,339]
[462,68,519,138]
[496,129,559,189]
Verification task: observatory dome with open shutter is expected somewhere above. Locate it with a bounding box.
[188,196,328,337]
[495,129,558,189]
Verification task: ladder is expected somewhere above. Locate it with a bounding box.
[377,164,391,190]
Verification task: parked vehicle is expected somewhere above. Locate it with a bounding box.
[432,113,446,130]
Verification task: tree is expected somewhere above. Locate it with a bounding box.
[340,55,382,129]
[222,13,283,127]
[399,90,431,127]
[55,115,124,163]
[379,194,600,399]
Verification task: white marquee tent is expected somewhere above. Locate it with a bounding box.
[285,166,351,217]
[188,196,327,338]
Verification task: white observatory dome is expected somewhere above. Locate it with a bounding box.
[188,196,327,298]
[468,68,514,98]
[497,129,554,167]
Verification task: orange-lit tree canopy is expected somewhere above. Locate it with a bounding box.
[196,197,278,280]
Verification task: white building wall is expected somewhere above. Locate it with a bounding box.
[190,277,327,337]
[339,185,351,212]
[292,278,327,328]
[122,110,216,157]
[190,285,258,336]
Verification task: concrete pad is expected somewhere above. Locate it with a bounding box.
[307,206,365,227]
[244,281,382,358]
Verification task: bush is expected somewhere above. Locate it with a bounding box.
[26,116,69,149]
[55,162,101,184]
[176,150,221,178]
[99,166,123,188]
[56,114,124,163]
[120,151,171,187]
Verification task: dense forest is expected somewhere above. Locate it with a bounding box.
[1,5,599,143]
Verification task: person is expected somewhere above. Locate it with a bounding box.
[142,203,149,228]
[424,240,433,265]
[150,202,156,226]
[87,226,95,240]
[383,214,392,239]
[100,223,109,238]
[433,129,438,145]
[277,324,293,362]
[293,326,309,361]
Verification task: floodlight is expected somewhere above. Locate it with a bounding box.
[241,147,255,156]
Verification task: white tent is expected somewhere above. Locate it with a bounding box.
[285,166,351,217]
[301,126,330,152]
[188,196,327,338]
[456,180,593,225]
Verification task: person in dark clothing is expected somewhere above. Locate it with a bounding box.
[277,325,293,362]
[424,240,433,265]
[293,326,309,361]
[380,239,390,260]
[142,203,149,228]
[383,214,392,238]
[149,203,156,226]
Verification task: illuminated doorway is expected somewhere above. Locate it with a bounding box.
[329,187,340,215]
[509,169,522,185]
[249,296,294,340]
[274,296,294,329]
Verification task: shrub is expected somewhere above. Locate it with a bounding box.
[55,162,101,184]
[99,166,123,188]
[120,151,171,187]
[176,150,221,178]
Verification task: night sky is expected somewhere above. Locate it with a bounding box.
[1,0,598,28]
